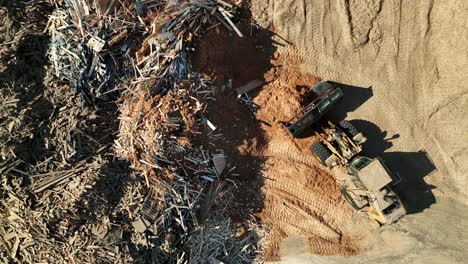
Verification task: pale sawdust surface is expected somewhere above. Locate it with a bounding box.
[251,0,468,263]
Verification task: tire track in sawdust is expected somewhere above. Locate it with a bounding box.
[265,177,349,230]
[250,50,364,259]
[266,139,353,226]
[260,135,360,256]
[305,236,359,256]
[268,138,318,167]
[262,196,342,241]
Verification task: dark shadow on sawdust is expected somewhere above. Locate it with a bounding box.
[191,24,276,214]
[346,120,437,215]
[326,81,374,121]
[191,15,278,89]
[205,95,268,219]
[381,150,437,215]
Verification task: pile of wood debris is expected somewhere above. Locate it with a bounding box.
[1,0,266,263]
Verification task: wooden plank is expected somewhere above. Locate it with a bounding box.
[235,79,263,95]
[218,7,243,37]
[216,0,233,8]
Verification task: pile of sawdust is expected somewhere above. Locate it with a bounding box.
[1,1,269,263]
[253,52,366,260]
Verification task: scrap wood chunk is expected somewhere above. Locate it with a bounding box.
[108,29,128,46]
[209,257,225,264]
[91,224,109,239]
[218,7,243,37]
[11,236,20,258]
[212,154,226,175]
[216,0,233,8]
[235,79,263,95]
[200,175,214,182]
[206,119,216,131]
[132,217,151,233]
[87,36,106,52]
[92,0,122,15]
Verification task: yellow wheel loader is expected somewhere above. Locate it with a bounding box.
[310,121,406,225]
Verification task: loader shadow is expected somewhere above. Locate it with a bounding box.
[350,119,399,156]
[326,81,374,121]
[382,150,437,215]
[346,120,437,214]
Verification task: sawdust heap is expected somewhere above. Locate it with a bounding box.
[252,51,365,260]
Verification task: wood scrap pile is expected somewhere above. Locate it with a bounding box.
[114,6,257,259]
[46,0,244,103]
[189,219,267,263]
[1,0,266,263]
[1,38,130,263]
[46,0,147,104]
[112,7,226,256]
[188,182,268,263]
[112,1,266,262]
